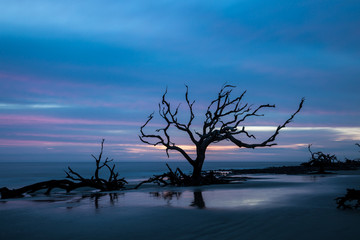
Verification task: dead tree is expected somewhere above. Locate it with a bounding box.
[140,84,304,185]
[0,139,127,199]
[301,144,338,173]
[64,139,127,191]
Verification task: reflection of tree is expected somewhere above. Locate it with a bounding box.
[150,191,182,205]
[66,192,121,209]
[19,190,208,210]
[336,188,360,209]
[150,190,206,209]
[190,191,205,209]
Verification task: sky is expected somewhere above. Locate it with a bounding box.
[0,0,359,163]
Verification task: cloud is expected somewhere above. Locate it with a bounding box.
[1,1,359,162]
[331,128,360,141]
[104,130,129,134]
[243,126,360,141]
[0,114,143,126]
[0,1,189,41]
[0,139,98,147]
[0,103,69,109]
[117,142,309,156]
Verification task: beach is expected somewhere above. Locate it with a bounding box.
[1,1,359,239]
[1,169,359,240]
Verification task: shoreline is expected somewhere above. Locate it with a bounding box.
[215,160,360,175]
[1,169,360,240]
[1,160,360,199]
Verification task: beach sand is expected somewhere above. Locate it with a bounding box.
[1,170,360,240]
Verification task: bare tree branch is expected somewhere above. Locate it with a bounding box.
[139,110,196,166]
[140,84,304,182]
[227,98,304,148]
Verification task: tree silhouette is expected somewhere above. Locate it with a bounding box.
[140,84,304,184]
[301,144,338,173]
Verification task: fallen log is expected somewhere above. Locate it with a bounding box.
[134,164,234,189]
[336,188,360,209]
[0,139,127,199]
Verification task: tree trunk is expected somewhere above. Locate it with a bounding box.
[192,150,205,185]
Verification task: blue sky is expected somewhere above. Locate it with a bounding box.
[0,0,359,162]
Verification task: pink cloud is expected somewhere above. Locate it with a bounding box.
[0,114,143,126]
[13,132,122,141]
[0,72,32,83]
[0,71,92,89]
[0,71,109,99]
[301,109,360,117]
[0,71,158,109]
[0,139,99,147]
[0,139,135,148]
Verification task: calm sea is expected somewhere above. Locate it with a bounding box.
[0,161,301,188]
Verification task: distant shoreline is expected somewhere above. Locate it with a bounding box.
[213,161,360,175]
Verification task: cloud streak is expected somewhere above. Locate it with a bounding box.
[0,114,143,126]
[241,126,360,141]
[0,103,69,109]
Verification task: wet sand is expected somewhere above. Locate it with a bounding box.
[1,170,360,240]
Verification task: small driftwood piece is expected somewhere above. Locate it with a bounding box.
[336,188,360,209]
[0,139,127,199]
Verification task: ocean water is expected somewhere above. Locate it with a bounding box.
[0,161,301,188]
[1,161,359,240]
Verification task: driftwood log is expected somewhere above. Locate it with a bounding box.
[134,163,234,189]
[336,188,360,209]
[0,139,127,199]
[335,143,360,209]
